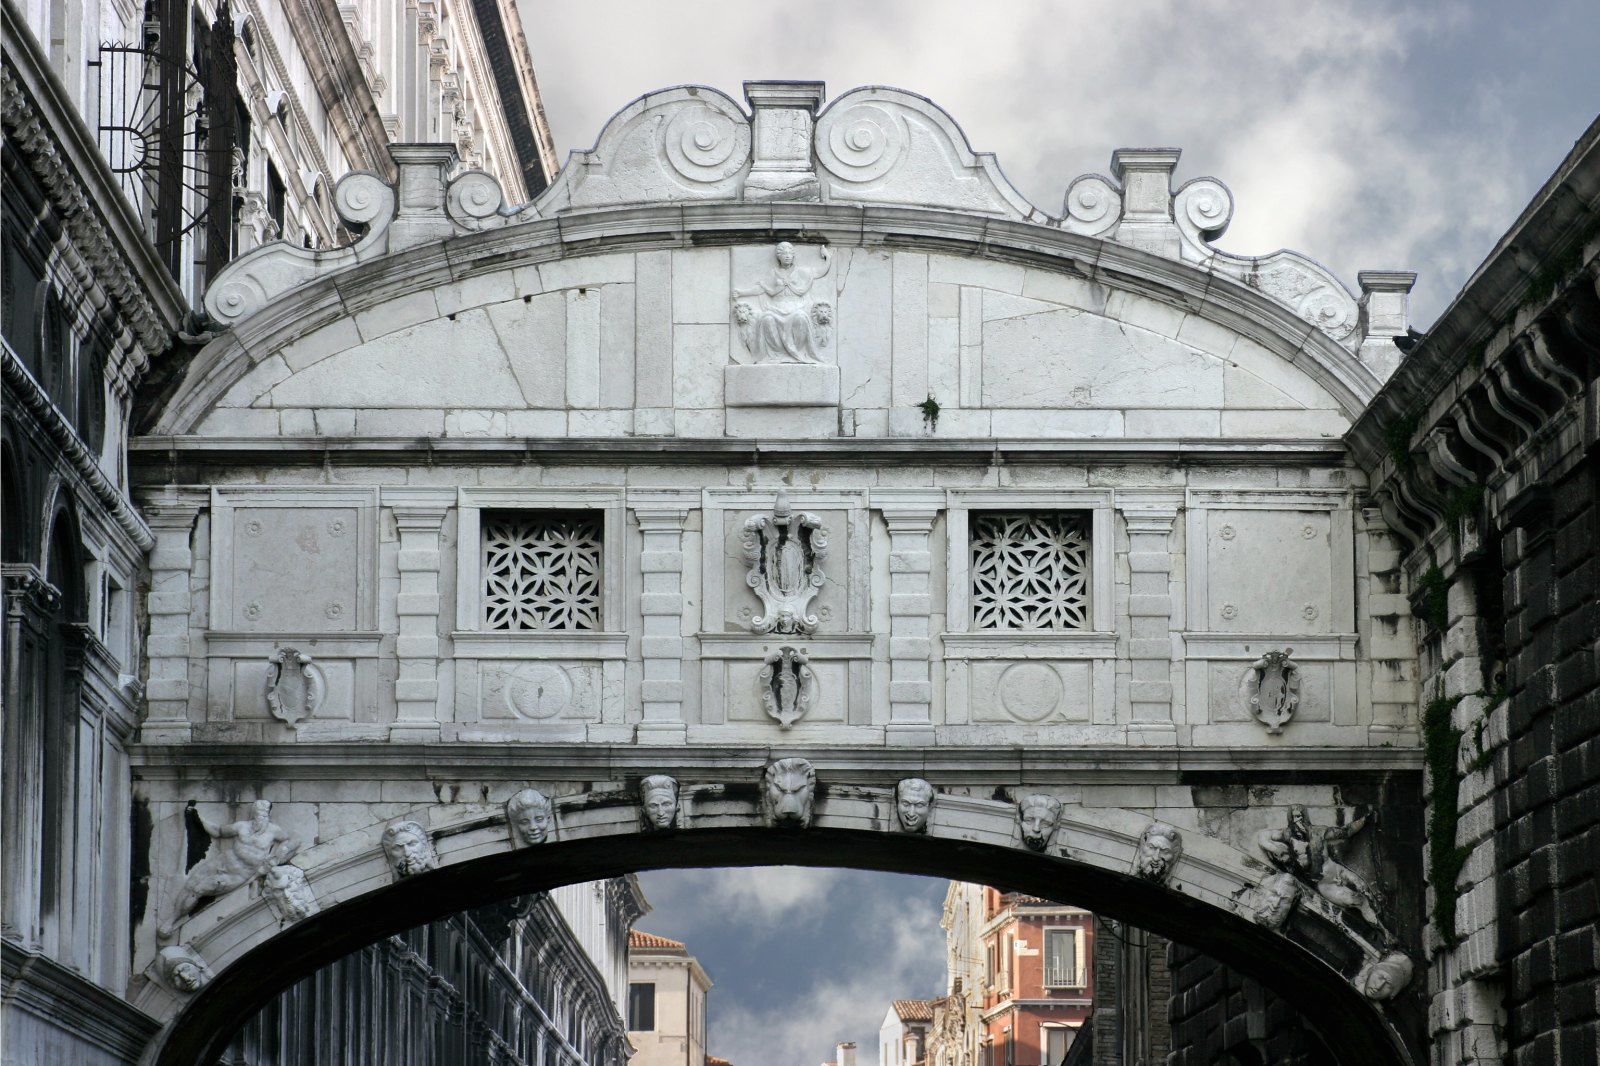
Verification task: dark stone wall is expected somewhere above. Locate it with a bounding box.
[1495,456,1600,1065]
[1166,944,1336,1066]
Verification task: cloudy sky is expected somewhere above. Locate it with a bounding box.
[519,3,1600,1061]
[524,0,1600,327]
[634,868,949,1065]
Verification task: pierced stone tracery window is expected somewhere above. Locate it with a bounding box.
[482,511,603,631]
[970,511,1091,630]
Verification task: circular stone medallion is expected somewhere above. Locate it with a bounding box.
[998,663,1064,723]
[504,663,574,720]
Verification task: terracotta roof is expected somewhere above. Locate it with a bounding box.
[893,999,936,1022]
[707,1057,733,1066]
[629,930,686,951]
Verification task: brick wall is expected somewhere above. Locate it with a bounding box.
[1166,943,1336,1066]
[1494,458,1600,1065]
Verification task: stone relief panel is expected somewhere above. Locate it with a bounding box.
[713,495,863,636]
[963,660,1092,725]
[730,243,834,365]
[476,661,603,724]
[1201,508,1338,634]
[225,507,362,632]
[1203,651,1332,727]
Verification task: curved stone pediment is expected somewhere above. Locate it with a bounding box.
[195,80,1411,394]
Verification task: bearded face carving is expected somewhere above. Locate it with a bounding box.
[381,819,437,879]
[262,864,320,923]
[1017,794,1062,851]
[895,778,935,833]
[763,758,816,828]
[1131,822,1184,884]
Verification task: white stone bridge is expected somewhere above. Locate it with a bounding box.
[129,81,1426,1064]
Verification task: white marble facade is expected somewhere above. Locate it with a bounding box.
[125,82,1428,1061]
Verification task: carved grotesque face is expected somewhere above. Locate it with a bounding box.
[1253,872,1301,929]
[895,779,935,833]
[810,301,833,326]
[764,758,816,828]
[640,777,678,830]
[382,823,434,877]
[1133,823,1183,882]
[1358,953,1412,1001]
[171,961,202,992]
[775,242,795,268]
[507,789,554,845]
[1018,794,1062,851]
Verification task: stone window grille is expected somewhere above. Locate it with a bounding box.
[481,511,603,631]
[970,511,1091,630]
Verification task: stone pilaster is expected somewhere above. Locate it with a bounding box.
[874,491,943,745]
[385,489,452,742]
[631,492,696,744]
[1121,499,1181,742]
[141,499,203,744]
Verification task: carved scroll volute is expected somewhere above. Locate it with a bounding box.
[742,490,829,635]
[264,647,325,726]
[759,645,816,728]
[1241,647,1299,734]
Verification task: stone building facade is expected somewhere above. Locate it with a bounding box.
[625,930,712,1066]
[223,880,644,1065]
[1349,115,1600,1065]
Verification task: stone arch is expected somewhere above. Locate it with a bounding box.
[137,783,1415,1066]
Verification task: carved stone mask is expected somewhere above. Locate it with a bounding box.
[506,788,554,846]
[1252,871,1302,930]
[381,820,437,878]
[156,945,213,994]
[1017,794,1062,851]
[895,778,935,833]
[1356,952,1413,1001]
[640,776,678,830]
[1132,822,1184,883]
[764,758,816,828]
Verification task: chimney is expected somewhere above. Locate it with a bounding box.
[836,1042,857,1066]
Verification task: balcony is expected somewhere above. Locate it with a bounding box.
[1042,962,1083,989]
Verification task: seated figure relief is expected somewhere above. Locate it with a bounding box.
[1255,806,1387,933]
[731,241,833,364]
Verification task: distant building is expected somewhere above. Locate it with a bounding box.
[932,886,1094,1066]
[823,1041,860,1066]
[626,929,713,1066]
[880,999,936,1065]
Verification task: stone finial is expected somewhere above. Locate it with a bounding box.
[1357,270,1419,381]
[387,143,460,251]
[743,80,826,201]
[1110,148,1182,256]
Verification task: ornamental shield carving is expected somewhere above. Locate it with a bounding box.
[1241,647,1299,734]
[758,645,816,728]
[264,647,325,726]
[742,490,828,635]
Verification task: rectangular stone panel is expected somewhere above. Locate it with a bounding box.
[228,507,360,632]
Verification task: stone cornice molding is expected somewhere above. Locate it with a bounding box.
[1,4,184,372]
[128,743,1421,780]
[169,196,1382,436]
[0,936,160,1059]
[128,439,1352,481]
[2,346,155,550]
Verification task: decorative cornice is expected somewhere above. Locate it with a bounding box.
[0,936,161,1060]
[3,346,155,550]
[1,5,184,372]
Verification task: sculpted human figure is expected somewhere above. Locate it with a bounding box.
[160,799,300,939]
[381,819,438,878]
[639,775,679,831]
[506,788,556,846]
[731,241,833,364]
[156,944,214,994]
[262,864,319,923]
[1131,822,1184,884]
[1257,806,1385,930]
[1251,871,1303,931]
[1017,793,1062,851]
[1355,952,1414,1001]
[764,758,817,828]
[895,778,935,833]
